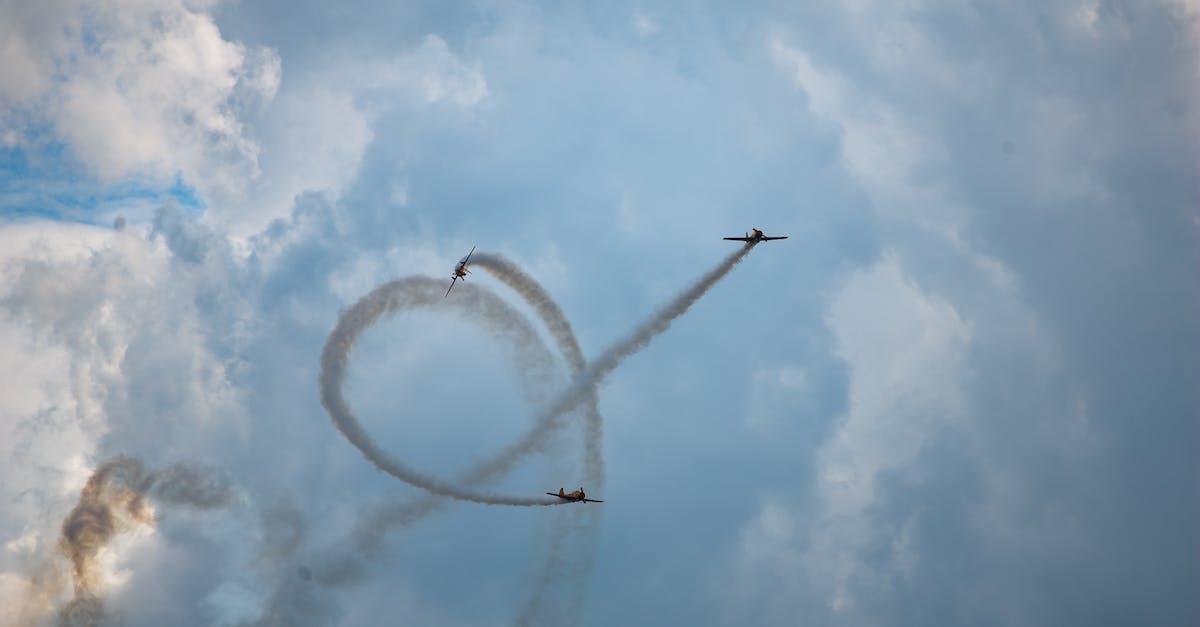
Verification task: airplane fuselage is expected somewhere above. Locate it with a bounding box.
[723,227,787,243]
[547,487,603,503]
[445,246,476,297]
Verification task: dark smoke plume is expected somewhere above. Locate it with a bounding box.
[54,456,232,626]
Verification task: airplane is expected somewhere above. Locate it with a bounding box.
[546,487,604,503]
[445,246,476,297]
[723,228,787,243]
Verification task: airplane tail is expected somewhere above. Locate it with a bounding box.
[558,488,564,496]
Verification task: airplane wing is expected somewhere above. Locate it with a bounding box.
[445,276,458,298]
[582,498,604,503]
[723,237,753,241]
[462,245,476,264]
[761,236,788,241]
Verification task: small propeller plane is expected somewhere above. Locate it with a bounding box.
[723,228,787,243]
[546,487,604,503]
[445,246,476,297]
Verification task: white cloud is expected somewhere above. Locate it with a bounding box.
[724,11,1171,621]
[0,1,68,108]
[237,86,373,235]
[714,251,977,625]
[632,11,660,39]
[215,33,487,234]
[0,0,280,205]
[807,251,971,619]
[1,3,488,237]
[725,502,810,624]
[0,221,260,625]
[769,38,958,233]
[400,35,489,108]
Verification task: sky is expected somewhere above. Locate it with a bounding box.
[0,1,1197,626]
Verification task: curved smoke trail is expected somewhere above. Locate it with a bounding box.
[470,253,604,488]
[253,258,608,625]
[319,276,570,506]
[314,243,756,623]
[27,243,758,626]
[467,253,606,624]
[319,243,755,507]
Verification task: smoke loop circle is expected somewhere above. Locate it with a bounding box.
[319,274,598,506]
[317,244,753,622]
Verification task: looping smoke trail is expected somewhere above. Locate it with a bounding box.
[319,276,569,506]
[470,252,604,488]
[27,243,755,627]
[309,243,757,624]
[247,265,599,626]
[480,242,759,487]
[55,456,232,626]
[319,244,754,508]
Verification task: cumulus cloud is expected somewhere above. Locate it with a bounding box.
[214,33,487,233]
[770,36,959,234]
[0,3,489,235]
[716,3,1199,625]
[0,211,301,625]
[0,0,280,205]
[812,253,973,618]
[0,223,200,626]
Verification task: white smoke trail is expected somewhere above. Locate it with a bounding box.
[469,253,603,487]
[333,255,606,553]
[466,253,605,625]
[23,241,758,626]
[452,242,756,489]
[320,244,756,505]
[312,243,757,624]
[319,276,566,506]
[320,244,755,507]
[510,242,758,456]
[255,268,592,625]
[578,242,755,392]
[514,242,756,624]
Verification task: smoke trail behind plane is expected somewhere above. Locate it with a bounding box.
[320,244,754,508]
[307,243,757,623]
[470,252,604,488]
[585,242,755,388]
[319,276,566,506]
[511,242,755,623]
[512,242,758,453]
[22,241,759,627]
[320,244,756,505]
[464,253,607,624]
